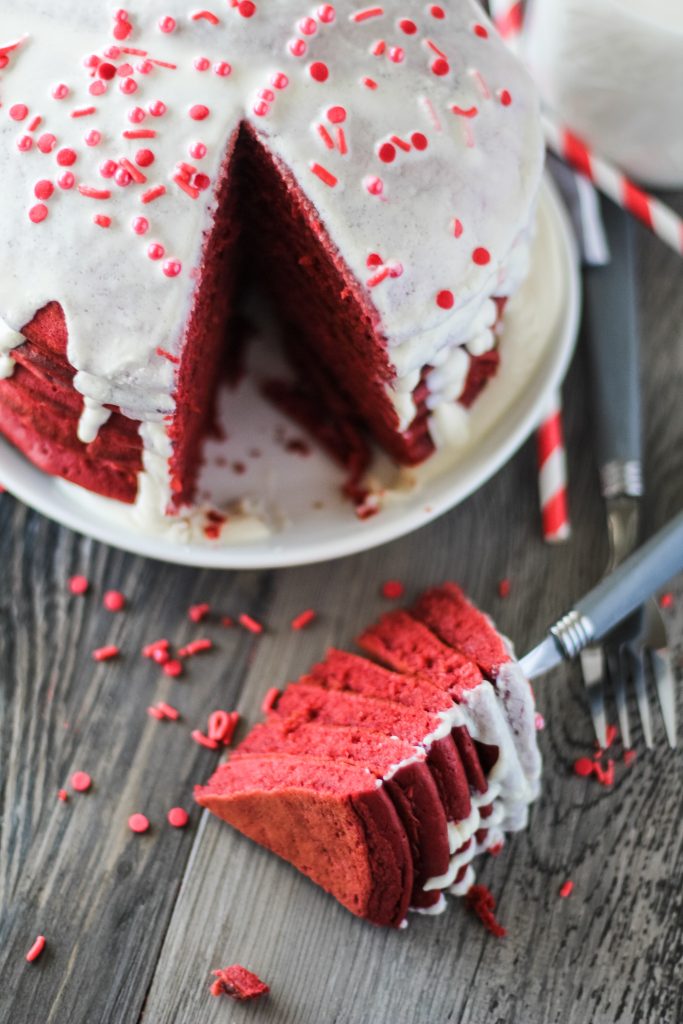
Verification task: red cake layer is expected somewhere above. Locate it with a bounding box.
[233,721,450,903]
[273,683,469,824]
[195,754,413,928]
[413,583,512,679]
[302,650,474,818]
[357,611,483,699]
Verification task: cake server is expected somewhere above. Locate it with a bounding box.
[520,509,683,680]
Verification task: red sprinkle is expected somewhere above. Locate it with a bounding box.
[142,638,169,658]
[473,246,491,266]
[431,58,449,76]
[659,592,674,609]
[10,103,29,121]
[92,645,119,662]
[191,729,219,750]
[261,687,280,714]
[29,204,49,224]
[157,701,180,720]
[465,884,506,938]
[25,936,46,963]
[239,613,263,634]
[381,580,405,599]
[141,184,166,204]
[309,61,329,83]
[497,578,511,598]
[71,770,92,792]
[473,23,489,38]
[192,9,220,23]
[189,602,210,623]
[436,289,454,310]
[68,575,89,595]
[103,590,126,612]
[147,706,165,720]
[167,807,189,828]
[291,609,316,631]
[559,880,574,899]
[57,789,69,802]
[189,104,210,121]
[178,638,213,657]
[573,757,594,777]
[163,659,183,678]
[128,813,150,834]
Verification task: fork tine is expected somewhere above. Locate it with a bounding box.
[625,647,654,750]
[607,647,632,749]
[649,649,678,749]
[579,646,609,748]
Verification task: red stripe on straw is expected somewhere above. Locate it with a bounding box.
[622,179,654,229]
[562,129,593,179]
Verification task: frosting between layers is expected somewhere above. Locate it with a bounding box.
[0,1,543,514]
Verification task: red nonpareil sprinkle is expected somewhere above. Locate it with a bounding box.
[309,61,329,83]
[148,100,167,117]
[559,880,574,899]
[499,89,512,106]
[57,788,69,802]
[436,289,454,310]
[37,133,57,153]
[465,884,506,938]
[473,246,491,266]
[92,645,119,662]
[189,104,210,121]
[291,609,316,631]
[94,214,112,228]
[29,204,49,224]
[25,936,46,963]
[381,580,404,599]
[326,104,346,123]
[659,592,674,609]
[68,575,89,595]
[372,40,386,55]
[211,965,269,1001]
[239,613,263,634]
[497,578,511,598]
[573,757,595,778]
[141,184,166,205]
[128,812,150,834]
[399,17,417,33]
[71,770,92,792]
[159,15,176,32]
[52,84,70,100]
[163,259,182,278]
[378,142,396,163]
[164,659,183,678]
[473,23,489,38]
[191,729,219,750]
[103,590,126,612]
[148,242,165,260]
[10,103,29,121]
[178,638,213,657]
[189,602,210,623]
[238,0,256,16]
[167,807,189,828]
[431,58,449,76]
[453,217,464,238]
[261,687,280,714]
[362,77,378,89]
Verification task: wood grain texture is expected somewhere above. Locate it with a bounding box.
[1,198,682,1024]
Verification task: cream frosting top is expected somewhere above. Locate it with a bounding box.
[0,0,543,431]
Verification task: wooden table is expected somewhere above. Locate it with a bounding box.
[1,205,682,1024]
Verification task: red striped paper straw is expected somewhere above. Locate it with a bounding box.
[537,392,571,544]
[543,114,683,258]
[488,0,524,42]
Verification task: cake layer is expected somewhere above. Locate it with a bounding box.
[195,754,413,928]
[413,583,511,678]
[233,721,450,901]
[272,683,469,824]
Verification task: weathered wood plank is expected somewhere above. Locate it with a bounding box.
[0,196,681,1024]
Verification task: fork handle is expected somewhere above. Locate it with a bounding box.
[583,195,642,497]
[575,510,683,641]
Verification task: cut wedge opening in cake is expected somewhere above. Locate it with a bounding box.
[0,123,512,514]
[0,2,545,527]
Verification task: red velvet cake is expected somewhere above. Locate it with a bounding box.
[0,2,543,532]
[195,583,541,926]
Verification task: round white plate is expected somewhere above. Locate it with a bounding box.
[0,174,579,569]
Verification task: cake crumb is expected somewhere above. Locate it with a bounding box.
[465,884,506,938]
[210,965,269,1002]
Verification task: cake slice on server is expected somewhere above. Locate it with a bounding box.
[196,585,541,927]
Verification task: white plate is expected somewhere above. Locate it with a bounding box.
[0,175,579,569]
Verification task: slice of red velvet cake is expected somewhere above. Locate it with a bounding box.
[0,2,544,531]
[196,583,541,926]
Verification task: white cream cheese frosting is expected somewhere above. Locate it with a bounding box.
[0,0,543,517]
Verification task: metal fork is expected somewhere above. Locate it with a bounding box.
[579,194,677,748]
